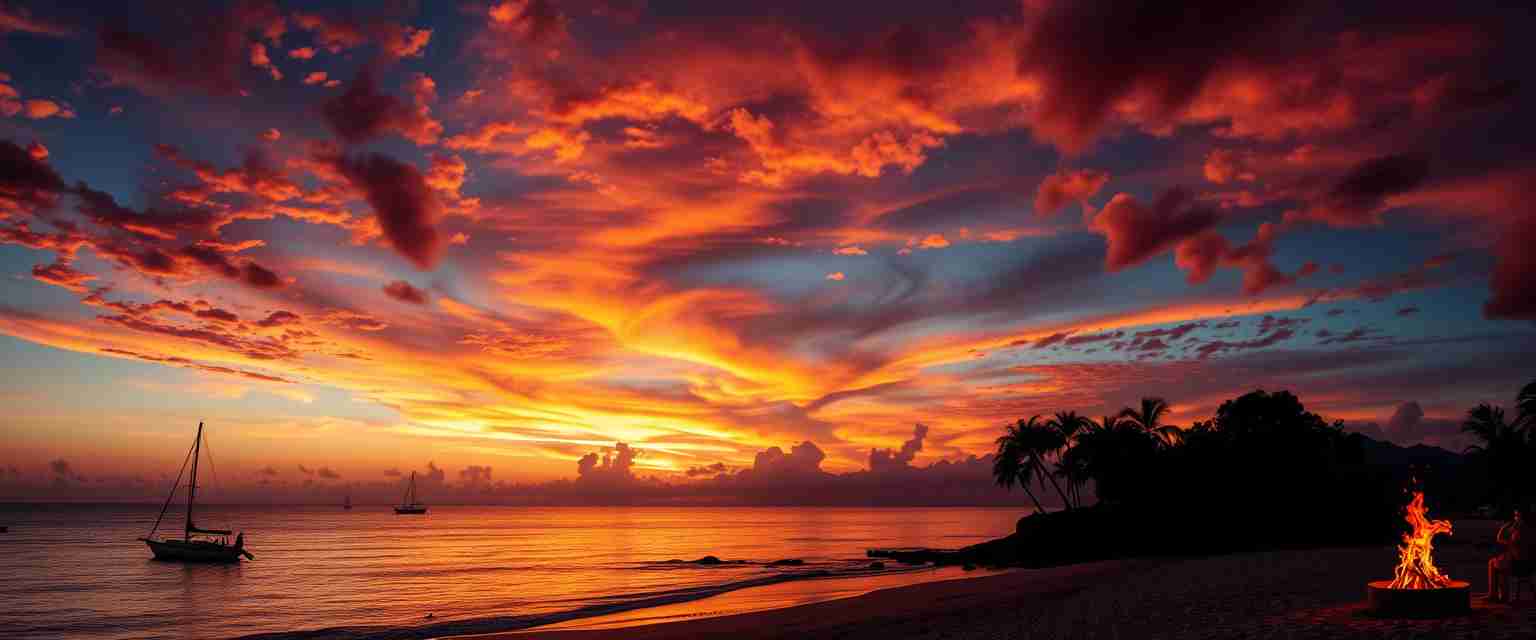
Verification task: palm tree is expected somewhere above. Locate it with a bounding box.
[1063,415,1161,505]
[994,418,1047,514]
[1054,450,1089,509]
[1119,397,1183,447]
[1095,414,1120,431]
[1055,414,1117,509]
[994,416,1074,512]
[1051,411,1089,443]
[1463,403,1516,454]
[1048,411,1090,508]
[1026,416,1074,510]
[1515,379,1536,430]
[1462,403,1528,510]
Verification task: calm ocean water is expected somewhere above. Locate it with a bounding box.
[0,504,1025,640]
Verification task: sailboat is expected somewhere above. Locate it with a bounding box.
[343,494,353,510]
[393,471,428,514]
[140,422,253,563]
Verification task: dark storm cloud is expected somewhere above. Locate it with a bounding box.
[1,139,66,208]
[335,152,443,270]
[1017,1,1305,151]
[320,68,439,145]
[1288,154,1432,227]
[382,280,429,304]
[94,1,284,95]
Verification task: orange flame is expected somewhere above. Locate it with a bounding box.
[1386,491,1454,589]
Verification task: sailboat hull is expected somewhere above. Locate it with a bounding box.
[143,538,246,563]
[393,506,428,514]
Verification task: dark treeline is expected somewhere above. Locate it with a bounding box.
[965,380,1536,568]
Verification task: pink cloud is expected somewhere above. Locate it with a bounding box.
[31,260,95,292]
[1091,188,1219,271]
[1035,169,1109,217]
[383,280,429,304]
[1174,223,1304,295]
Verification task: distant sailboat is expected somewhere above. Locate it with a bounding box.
[141,422,253,562]
[343,493,352,510]
[394,471,428,514]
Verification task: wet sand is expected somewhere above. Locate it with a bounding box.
[460,519,1536,640]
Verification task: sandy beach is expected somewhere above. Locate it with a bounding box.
[459,519,1536,640]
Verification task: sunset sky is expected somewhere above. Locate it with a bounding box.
[2,1,1534,501]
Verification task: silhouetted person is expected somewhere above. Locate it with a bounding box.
[1488,509,1528,602]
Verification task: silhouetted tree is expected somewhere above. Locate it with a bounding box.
[1172,390,1377,546]
[1517,380,1536,429]
[1518,380,1536,504]
[994,416,1076,511]
[1462,401,1532,510]
[993,418,1047,513]
[1463,403,1516,452]
[1067,420,1160,505]
[1025,417,1074,510]
[1094,415,1120,431]
[1048,411,1090,508]
[986,386,1515,567]
[1118,397,1183,447]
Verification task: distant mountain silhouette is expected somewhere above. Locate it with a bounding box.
[1351,434,1464,468]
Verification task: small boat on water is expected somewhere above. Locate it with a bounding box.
[140,422,253,563]
[394,471,428,514]
[343,494,353,510]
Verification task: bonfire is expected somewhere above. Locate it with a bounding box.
[1366,490,1470,617]
[1386,491,1454,589]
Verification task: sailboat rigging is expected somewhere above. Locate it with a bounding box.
[140,422,253,562]
[394,471,428,514]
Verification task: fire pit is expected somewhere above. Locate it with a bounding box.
[1367,580,1471,618]
[1366,491,1470,618]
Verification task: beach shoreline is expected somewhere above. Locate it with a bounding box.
[452,559,1150,640]
[450,519,1536,640]
[508,563,1013,633]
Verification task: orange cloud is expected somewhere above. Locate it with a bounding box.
[916,234,949,249]
[1035,169,1109,217]
[1,1,1528,488]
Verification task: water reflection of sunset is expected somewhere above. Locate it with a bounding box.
[0,505,1021,638]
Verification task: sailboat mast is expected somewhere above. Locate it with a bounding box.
[186,422,203,541]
